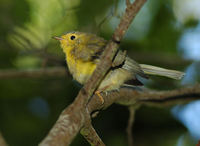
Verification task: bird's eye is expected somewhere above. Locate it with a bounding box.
[70,35,76,40]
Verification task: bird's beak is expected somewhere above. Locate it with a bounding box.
[53,36,63,40]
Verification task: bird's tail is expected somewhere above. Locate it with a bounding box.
[140,64,185,80]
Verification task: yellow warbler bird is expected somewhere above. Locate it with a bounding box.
[54,31,185,94]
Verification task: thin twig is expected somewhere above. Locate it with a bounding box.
[0,67,67,79]
[113,0,146,42]
[126,106,136,146]
[126,0,131,6]
[0,52,190,80]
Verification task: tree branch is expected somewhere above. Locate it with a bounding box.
[87,84,200,113]
[118,85,200,107]
[80,121,105,146]
[39,0,147,145]
[114,0,146,42]
[80,107,105,146]
[40,82,200,146]
[0,67,67,79]
[0,52,189,80]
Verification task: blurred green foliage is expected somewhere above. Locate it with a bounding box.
[0,0,199,145]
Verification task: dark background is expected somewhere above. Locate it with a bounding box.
[0,0,200,145]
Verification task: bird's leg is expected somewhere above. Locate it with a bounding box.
[95,91,105,105]
[95,84,113,104]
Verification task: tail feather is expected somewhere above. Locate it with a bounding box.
[140,64,185,80]
[123,57,148,79]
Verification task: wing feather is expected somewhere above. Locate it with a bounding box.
[73,34,107,62]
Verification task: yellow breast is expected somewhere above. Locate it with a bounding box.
[66,50,97,84]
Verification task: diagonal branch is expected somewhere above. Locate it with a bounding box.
[80,107,105,146]
[80,121,105,146]
[39,0,147,145]
[114,0,146,42]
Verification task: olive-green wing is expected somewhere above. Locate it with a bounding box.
[74,35,107,62]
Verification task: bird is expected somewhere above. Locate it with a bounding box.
[54,31,185,102]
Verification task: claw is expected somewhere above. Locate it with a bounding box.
[95,84,114,104]
[95,91,104,105]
